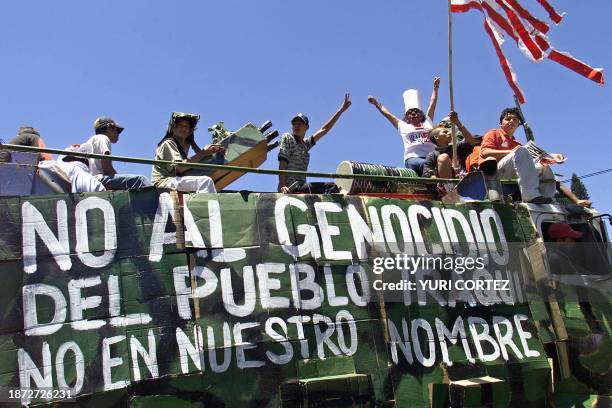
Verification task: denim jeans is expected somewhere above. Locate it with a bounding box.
[404,157,426,176]
[292,182,339,194]
[99,174,151,190]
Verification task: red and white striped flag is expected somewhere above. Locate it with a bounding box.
[451,0,604,103]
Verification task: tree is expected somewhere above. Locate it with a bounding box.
[570,173,590,200]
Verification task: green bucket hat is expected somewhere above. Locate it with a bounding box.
[164,112,200,139]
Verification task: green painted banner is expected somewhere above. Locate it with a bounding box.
[0,191,609,406]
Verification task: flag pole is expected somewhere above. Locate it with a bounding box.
[513,95,535,142]
[448,0,459,170]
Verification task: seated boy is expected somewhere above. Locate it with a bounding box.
[422,111,479,179]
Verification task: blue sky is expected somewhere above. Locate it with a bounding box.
[1,0,610,212]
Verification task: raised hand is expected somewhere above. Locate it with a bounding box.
[433,76,441,89]
[449,111,460,125]
[367,95,381,108]
[340,93,352,111]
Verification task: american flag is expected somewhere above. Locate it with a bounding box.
[451,0,604,103]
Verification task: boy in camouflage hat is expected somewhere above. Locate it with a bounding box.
[422,111,479,179]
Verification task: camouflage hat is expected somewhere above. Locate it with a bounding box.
[437,116,463,140]
[93,117,124,134]
[164,112,200,139]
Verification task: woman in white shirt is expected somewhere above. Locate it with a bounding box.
[367,76,440,176]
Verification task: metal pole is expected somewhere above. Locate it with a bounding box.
[0,143,462,184]
[513,95,535,142]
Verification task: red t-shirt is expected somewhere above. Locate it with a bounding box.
[478,128,522,166]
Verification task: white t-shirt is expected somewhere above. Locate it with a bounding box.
[397,119,435,161]
[78,134,112,176]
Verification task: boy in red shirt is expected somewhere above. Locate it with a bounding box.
[479,108,565,204]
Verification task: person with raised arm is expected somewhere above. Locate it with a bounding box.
[423,111,479,179]
[278,93,351,194]
[368,76,440,175]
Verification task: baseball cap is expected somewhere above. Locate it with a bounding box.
[291,113,309,127]
[93,117,124,134]
[548,222,583,240]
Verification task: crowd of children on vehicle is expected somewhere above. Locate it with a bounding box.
[0,76,591,207]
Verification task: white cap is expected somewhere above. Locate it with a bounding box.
[402,89,421,113]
